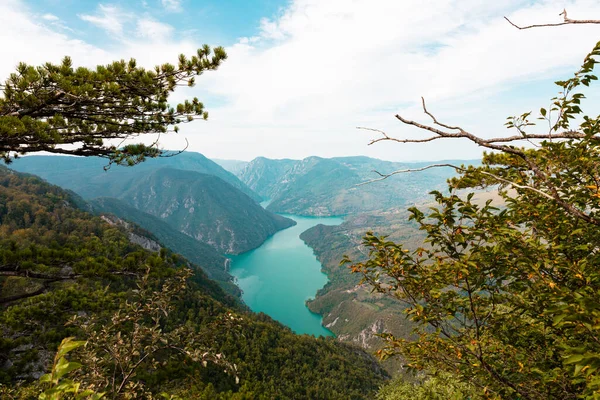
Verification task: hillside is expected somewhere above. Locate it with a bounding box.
[10,152,261,202]
[238,156,470,216]
[119,167,295,254]
[238,157,297,200]
[88,197,241,297]
[0,166,387,398]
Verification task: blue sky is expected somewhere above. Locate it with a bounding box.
[1,0,600,161]
[27,0,288,46]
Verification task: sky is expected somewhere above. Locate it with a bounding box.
[1,0,600,162]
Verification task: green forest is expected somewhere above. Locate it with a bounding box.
[0,167,387,398]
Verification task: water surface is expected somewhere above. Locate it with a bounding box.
[230,214,343,337]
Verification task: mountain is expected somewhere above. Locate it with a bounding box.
[238,156,468,216]
[0,166,387,398]
[10,152,261,202]
[9,154,291,255]
[119,167,295,254]
[212,158,250,175]
[237,157,297,199]
[88,197,240,297]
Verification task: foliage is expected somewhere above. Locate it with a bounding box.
[38,337,104,400]
[376,371,482,400]
[347,42,600,399]
[67,269,238,398]
[0,47,226,166]
[0,337,103,400]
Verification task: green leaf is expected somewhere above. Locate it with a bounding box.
[564,354,585,364]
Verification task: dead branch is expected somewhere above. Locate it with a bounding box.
[357,163,556,201]
[356,163,460,186]
[504,9,600,30]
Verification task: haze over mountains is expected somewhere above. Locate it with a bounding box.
[222,155,469,216]
[12,153,259,202]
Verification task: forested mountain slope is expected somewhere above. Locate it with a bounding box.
[88,196,240,297]
[119,168,295,254]
[237,156,297,200]
[238,156,470,216]
[0,166,387,398]
[11,155,292,255]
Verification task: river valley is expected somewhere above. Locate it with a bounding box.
[229,214,343,337]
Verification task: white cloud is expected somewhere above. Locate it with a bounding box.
[79,4,130,37]
[182,0,600,161]
[39,12,75,33]
[42,13,59,21]
[0,1,108,81]
[2,0,600,162]
[161,0,182,13]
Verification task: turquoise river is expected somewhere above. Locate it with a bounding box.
[229,214,343,337]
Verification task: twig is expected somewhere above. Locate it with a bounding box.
[357,162,556,202]
[356,163,459,185]
[504,9,600,30]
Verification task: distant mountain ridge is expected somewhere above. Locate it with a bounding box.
[235,155,474,216]
[237,157,297,200]
[212,159,249,175]
[10,152,260,202]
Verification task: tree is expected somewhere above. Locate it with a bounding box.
[0,45,226,167]
[347,19,600,400]
[67,269,238,398]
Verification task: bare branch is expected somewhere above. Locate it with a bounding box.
[504,9,600,30]
[0,285,49,305]
[362,90,600,225]
[357,163,556,202]
[356,163,460,186]
[357,126,444,145]
[421,97,462,131]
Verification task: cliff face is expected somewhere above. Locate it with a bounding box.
[100,214,162,252]
[90,197,231,279]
